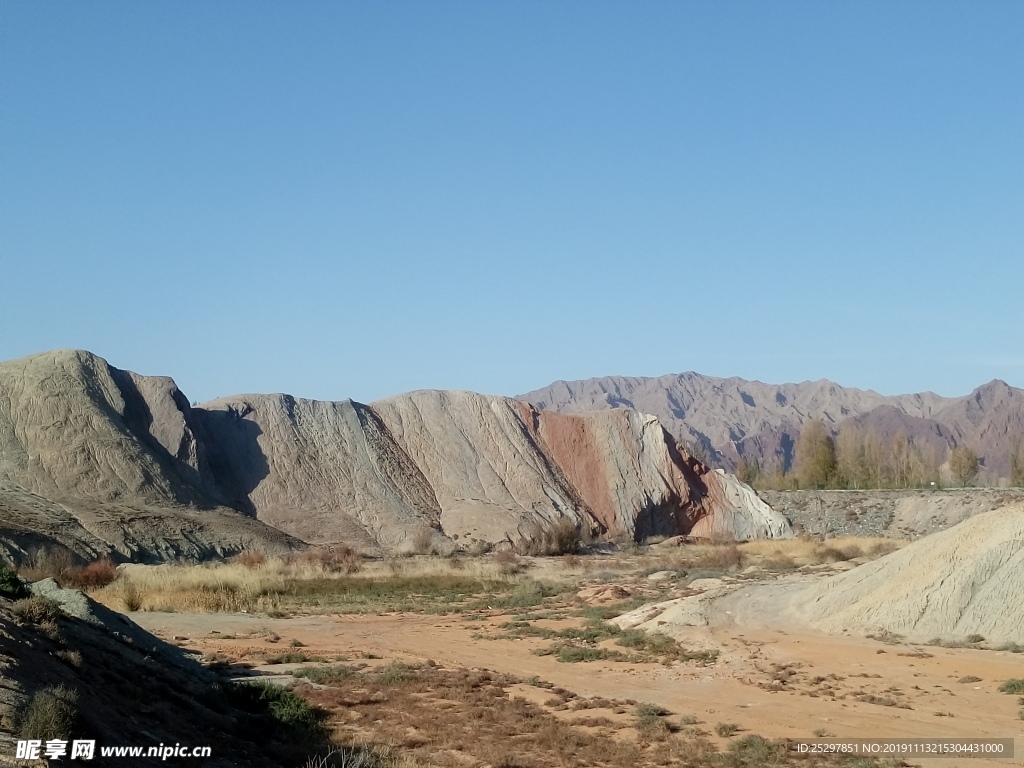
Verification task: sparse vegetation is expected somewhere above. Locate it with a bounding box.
[222,680,326,741]
[12,595,63,625]
[514,518,588,556]
[715,722,740,737]
[17,685,80,741]
[294,664,361,684]
[0,564,29,599]
[93,555,551,614]
[998,679,1024,695]
[500,615,717,665]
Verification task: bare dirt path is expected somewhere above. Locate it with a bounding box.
[133,610,1024,768]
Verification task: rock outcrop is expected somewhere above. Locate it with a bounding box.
[0,350,791,560]
[0,586,284,766]
[200,388,793,551]
[792,503,1024,643]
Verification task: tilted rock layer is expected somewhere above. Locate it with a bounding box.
[0,350,791,561]
[792,503,1024,642]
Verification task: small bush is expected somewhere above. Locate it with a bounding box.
[12,596,63,625]
[635,703,670,718]
[715,722,740,737]
[494,549,524,575]
[63,558,119,590]
[223,681,324,739]
[999,679,1024,694]
[411,530,435,555]
[966,633,986,644]
[705,543,743,569]
[294,664,360,684]
[868,541,900,557]
[837,543,863,560]
[300,546,363,574]
[122,583,143,612]
[0,565,28,599]
[55,650,83,668]
[515,518,586,556]
[375,662,417,685]
[958,675,982,684]
[17,686,79,740]
[722,735,786,764]
[231,549,267,569]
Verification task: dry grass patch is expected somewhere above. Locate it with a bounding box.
[16,685,80,741]
[92,556,563,615]
[737,536,904,569]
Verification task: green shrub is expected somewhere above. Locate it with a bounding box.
[634,702,670,718]
[715,722,740,737]
[0,566,28,599]
[223,681,324,739]
[375,662,417,685]
[999,679,1024,694]
[294,664,360,684]
[17,686,79,740]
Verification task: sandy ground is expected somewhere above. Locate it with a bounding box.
[133,598,1024,768]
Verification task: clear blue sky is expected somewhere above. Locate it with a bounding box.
[2,2,1021,404]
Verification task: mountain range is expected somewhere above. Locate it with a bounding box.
[521,373,1024,480]
[0,350,788,563]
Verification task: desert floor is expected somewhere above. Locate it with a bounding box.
[131,569,1024,768]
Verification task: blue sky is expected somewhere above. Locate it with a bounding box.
[2,2,1021,403]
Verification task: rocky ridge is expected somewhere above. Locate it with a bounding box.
[0,350,791,562]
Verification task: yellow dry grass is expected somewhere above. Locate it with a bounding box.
[93,555,525,614]
[738,535,904,565]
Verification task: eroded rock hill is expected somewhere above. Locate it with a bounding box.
[792,503,1024,642]
[0,350,791,561]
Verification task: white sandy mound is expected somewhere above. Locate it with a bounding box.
[794,503,1024,643]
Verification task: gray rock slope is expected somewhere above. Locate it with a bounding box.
[792,503,1024,642]
[0,350,304,562]
[0,350,790,560]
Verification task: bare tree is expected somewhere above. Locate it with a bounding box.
[795,420,837,489]
[949,445,979,488]
[1011,438,1024,488]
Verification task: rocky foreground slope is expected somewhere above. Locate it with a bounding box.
[613,503,1024,645]
[0,581,294,766]
[521,372,1024,479]
[792,503,1024,643]
[0,350,790,562]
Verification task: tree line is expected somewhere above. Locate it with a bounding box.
[734,422,1024,490]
